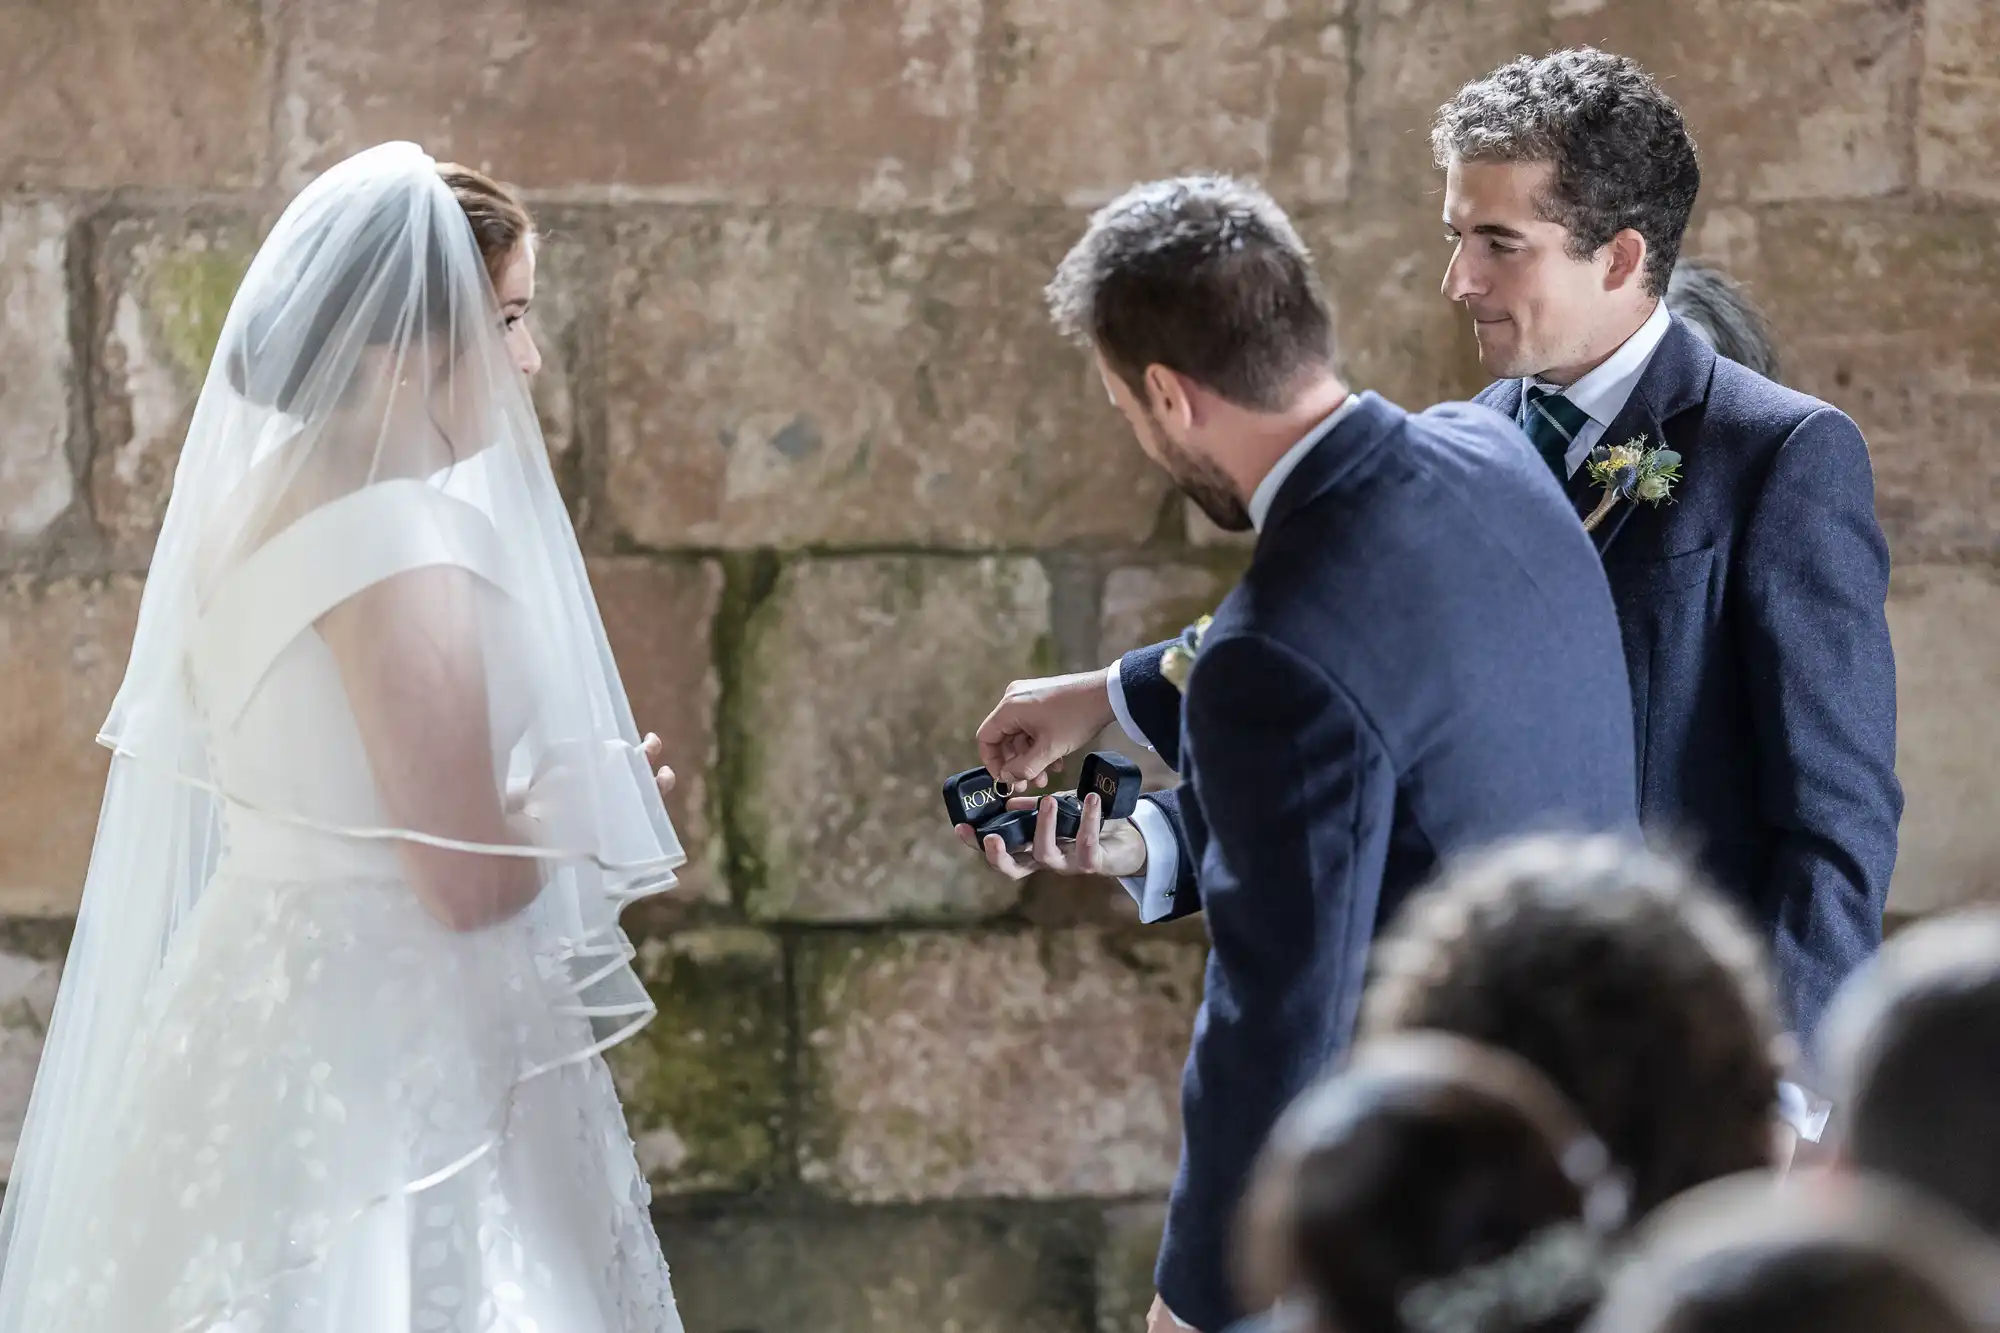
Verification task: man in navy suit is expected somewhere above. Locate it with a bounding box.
[961,176,1637,1333]
[1431,50,1901,1057]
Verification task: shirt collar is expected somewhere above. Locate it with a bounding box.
[1248,393,1365,532]
[1524,299,1671,428]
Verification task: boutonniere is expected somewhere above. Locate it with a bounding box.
[1159,615,1213,694]
[1582,433,1681,532]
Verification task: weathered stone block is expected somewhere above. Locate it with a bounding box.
[518,220,597,520]
[0,0,267,189]
[1100,563,1243,789]
[797,930,1203,1200]
[602,210,1171,551]
[1885,565,2000,916]
[1920,0,2000,200]
[91,213,262,566]
[275,0,979,206]
[1097,1202,1169,1333]
[0,921,69,1181]
[1350,0,1551,203]
[1101,565,1242,664]
[738,557,1053,921]
[0,579,143,915]
[0,204,73,551]
[1689,205,2000,558]
[1304,208,1491,413]
[1550,0,1918,202]
[589,558,727,906]
[656,1204,1096,1333]
[982,0,1350,205]
[604,929,788,1193]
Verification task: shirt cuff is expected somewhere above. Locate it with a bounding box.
[1777,1079,1832,1143]
[1116,797,1179,924]
[1105,660,1155,752]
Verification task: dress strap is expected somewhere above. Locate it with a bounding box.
[191,480,512,727]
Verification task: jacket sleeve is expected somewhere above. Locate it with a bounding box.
[1737,405,1903,1044]
[1117,640,1186,772]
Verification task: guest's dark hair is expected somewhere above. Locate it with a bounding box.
[1237,1033,1622,1333]
[1583,1174,1993,1333]
[1363,836,1780,1218]
[1666,262,1780,380]
[1818,908,2000,1241]
[1431,49,1699,298]
[1045,174,1336,411]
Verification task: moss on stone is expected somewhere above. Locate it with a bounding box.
[788,934,878,1183]
[145,242,252,379]
[603,927,789,1194]
[0,917,74,963]
[1095,1203,1168,1333]
[710,551,783,913]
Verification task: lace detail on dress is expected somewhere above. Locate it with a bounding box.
[24,872,679,1333]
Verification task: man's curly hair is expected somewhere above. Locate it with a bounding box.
[1431,48,1700,298]
[1362,835,1780,1218]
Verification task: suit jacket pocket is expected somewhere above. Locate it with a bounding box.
[1605,545,1716,599]
[1602,545,1717,815]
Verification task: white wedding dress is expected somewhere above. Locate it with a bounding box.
[0,145,688,1333]
[25,483,680,1333]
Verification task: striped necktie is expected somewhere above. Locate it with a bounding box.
[1523,386,1591,481]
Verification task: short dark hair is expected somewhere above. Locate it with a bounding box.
[1666,262,1781,380]
[1819,909,2000,1240]
[1238,1034,1615,1333]
[1584,1175,1992,1333]
[1362,836,1780,1217]
[1045,175,1336,411]
[1432,48,1700,298]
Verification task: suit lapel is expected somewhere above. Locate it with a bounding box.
[1483,317,1718,562]
[1575,396,1664,557]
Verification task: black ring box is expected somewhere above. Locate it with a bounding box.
[944,751,1141,850]
[1077,751,1142,821]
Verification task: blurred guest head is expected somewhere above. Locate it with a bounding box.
[1046,174,1344,533]
[1434,49,1699,382]
[1664,262,1779,380]
[1584,1173,1995,1333]
[1236,1032,1624,1333]
[1363,835,1781,1217]
[1818,908,2000,1240]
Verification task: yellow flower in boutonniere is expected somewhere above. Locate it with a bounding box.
[1582,433,1682,532]
[1159,615,1213,694]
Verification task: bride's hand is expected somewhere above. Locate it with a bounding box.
[641,733,675,801]
[955,791,1146,882]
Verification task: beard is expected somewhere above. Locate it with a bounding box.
[1143,407,1251,532]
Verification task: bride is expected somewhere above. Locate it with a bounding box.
[0,143,688,1332]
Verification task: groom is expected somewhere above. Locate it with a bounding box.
[1435,49,1901,1054]
[962,177,1637,1333]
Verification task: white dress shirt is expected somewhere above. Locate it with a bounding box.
[1106,393,1365,923]
[1528,299,1671,477]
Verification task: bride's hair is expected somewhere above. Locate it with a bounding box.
[223,161,531,415]
[436,161,534,284]
[1237,1033,1627,1333]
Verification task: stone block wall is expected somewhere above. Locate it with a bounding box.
[1,1,1995,1326]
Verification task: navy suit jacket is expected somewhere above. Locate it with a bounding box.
[1470,317,1902,1045]
[1121,392,1637,1332]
